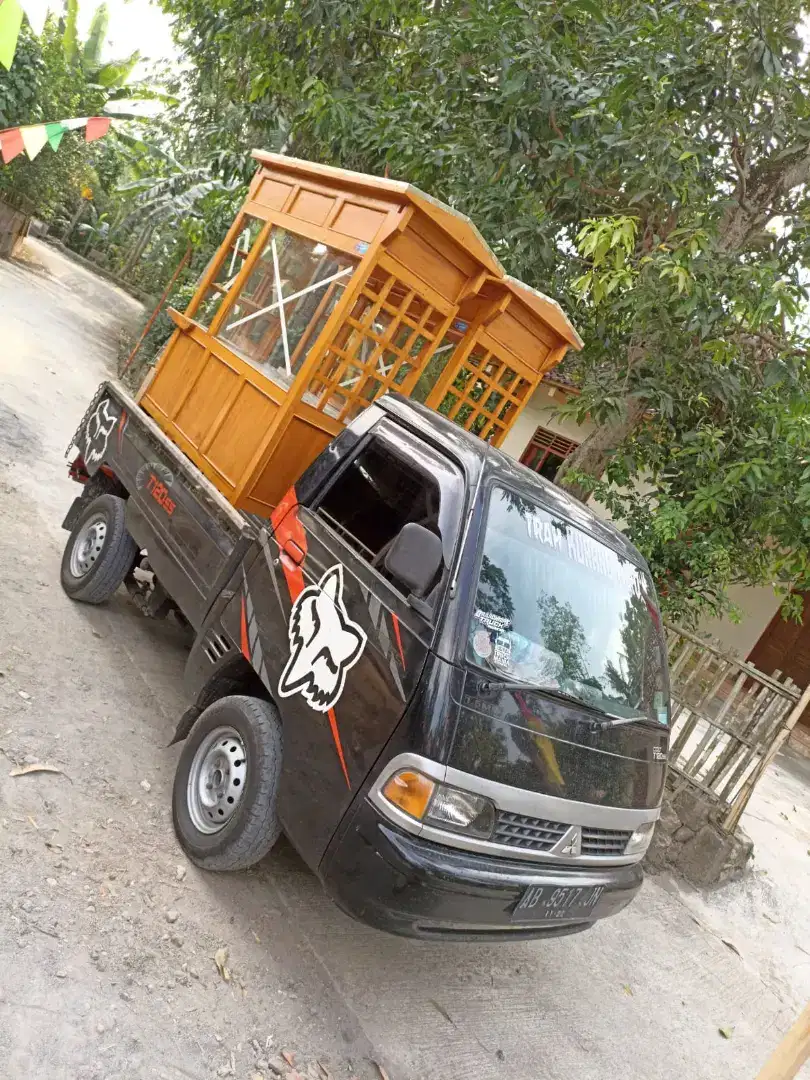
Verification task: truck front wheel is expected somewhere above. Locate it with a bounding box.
[60,493,139,604]
[172,695,283,871]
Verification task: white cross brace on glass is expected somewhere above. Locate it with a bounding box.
[226,261,355,377]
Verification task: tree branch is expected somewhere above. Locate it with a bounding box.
[719,142,810,252]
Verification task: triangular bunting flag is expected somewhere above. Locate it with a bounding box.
[20,124,48,160]
[85,116,111,143]
[19,0,50,35]
[45,121,65,151]
[0,0,24,71]
[1,112,119,167]
[0,127,24,164]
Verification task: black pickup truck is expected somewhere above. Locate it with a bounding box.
[61,381,670,941]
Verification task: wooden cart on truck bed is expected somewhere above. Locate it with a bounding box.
[136,152,582,515]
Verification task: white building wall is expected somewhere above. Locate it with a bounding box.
[500,383,595,461]
[696,584,781,659]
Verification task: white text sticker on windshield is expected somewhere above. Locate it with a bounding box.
[526,513,639,588]
[493,634,512,669]
[474,609,511,631]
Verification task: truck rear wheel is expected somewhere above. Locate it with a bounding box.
[60,493,139,604]
[172,695,283,871]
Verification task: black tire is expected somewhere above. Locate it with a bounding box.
[60,493,139,604]
[172,695,283,871]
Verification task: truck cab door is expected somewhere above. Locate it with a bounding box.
[255,420,463,868]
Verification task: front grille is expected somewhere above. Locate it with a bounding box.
[494,811,631,858]
[494,812,568,852]
[581,826,632,857]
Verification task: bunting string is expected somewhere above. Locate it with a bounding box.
[0,116,112,164]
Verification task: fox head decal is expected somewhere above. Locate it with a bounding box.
[84,399,118,466]
[278,565,367,713]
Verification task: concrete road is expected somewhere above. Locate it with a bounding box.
[0,240,807,1080]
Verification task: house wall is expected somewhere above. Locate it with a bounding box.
[696,584,781,659]
[500,382,595,460]
[500,383,777,663]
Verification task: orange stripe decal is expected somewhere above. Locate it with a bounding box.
[272,486,351,789]
[270,486,306,601]
[240,595,250,661]
[117,409,127,452]
[327,708,351,789]
[390,613,406,670]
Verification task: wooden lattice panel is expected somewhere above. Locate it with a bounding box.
[428,346,534,446]
[306,266,451,423]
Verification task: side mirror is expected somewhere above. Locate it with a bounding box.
[384,523,443,600]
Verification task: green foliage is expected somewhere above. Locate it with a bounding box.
[157,0,810,624]
[62,0,79,64]
[0,21,104,216]
[82,3,108,69]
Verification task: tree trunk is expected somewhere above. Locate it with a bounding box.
[63,201,85,244]
[121,225,154,279]
[554,398,646,502]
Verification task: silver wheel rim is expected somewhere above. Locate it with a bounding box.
[69,512,108,577]
[186,725,247,834]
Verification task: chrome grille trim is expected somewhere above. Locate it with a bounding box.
[368,753,659,867]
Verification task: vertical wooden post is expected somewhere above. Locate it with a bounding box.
[756,1003,810,1080]
[120,245,192,378]
[724,679,810,831]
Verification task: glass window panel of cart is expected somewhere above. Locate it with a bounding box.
[217,228,357,389]
[194,214,265,328]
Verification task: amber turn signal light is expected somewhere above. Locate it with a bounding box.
[381,770,435,819]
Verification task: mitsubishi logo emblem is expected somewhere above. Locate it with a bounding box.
[559,826,582,857]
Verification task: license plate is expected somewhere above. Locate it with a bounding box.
[511,883,606,923]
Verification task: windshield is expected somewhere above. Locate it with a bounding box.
[468,487,669,726]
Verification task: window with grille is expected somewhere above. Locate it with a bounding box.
[520,426,578,481]
[306,265,449,423]
[433,347,533,446]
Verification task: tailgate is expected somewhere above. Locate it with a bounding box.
[69,382,255,628]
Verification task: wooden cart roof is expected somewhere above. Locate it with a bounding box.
[252,150,503,274]
[251,150,582,351]
[505,277,584,350]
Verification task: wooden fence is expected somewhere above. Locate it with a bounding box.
[666,625,802,831]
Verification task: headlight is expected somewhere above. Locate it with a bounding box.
[625,821,656,855]
[381,769,496,839]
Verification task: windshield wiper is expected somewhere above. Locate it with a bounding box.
[477,678,649,730]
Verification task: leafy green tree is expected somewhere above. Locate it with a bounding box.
[537,594,587,681]
[0,4,143,221]
[0,22,103,217]
[475,555,515,624]
[143,1,810,619]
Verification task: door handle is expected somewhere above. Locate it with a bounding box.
[282,539,305,565]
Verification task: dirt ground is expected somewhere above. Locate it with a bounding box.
[1,239,809,1080]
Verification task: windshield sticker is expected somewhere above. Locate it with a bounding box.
[654,692,669,725]
[278,564,367,713]
[493,634,512,670]
[472,629,493,659]
[474,609,511,631]
[526,512,639,588]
